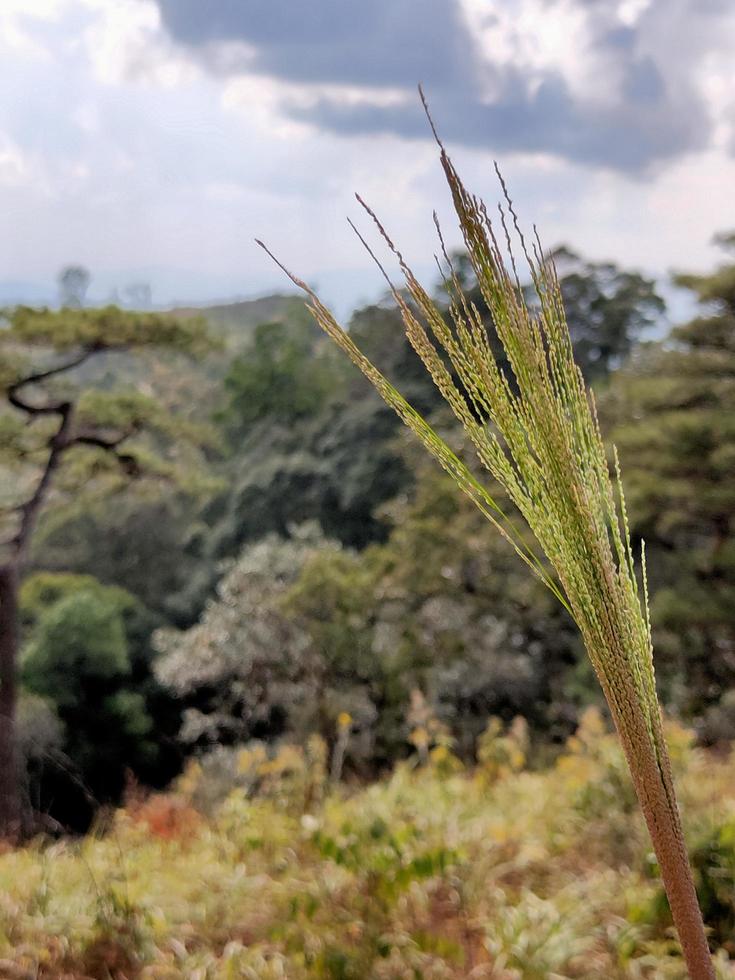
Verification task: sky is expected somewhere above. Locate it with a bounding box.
[1,0,733,317]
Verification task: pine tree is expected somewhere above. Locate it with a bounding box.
[0,304,211,836]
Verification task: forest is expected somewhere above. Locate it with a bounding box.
[1,231,734,976]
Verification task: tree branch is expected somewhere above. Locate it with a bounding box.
[113,452,141,478]
[4,346,114,560]
[7,346,100,416]
[67,428,132,451]
[7,420,145,559]
[4,341,149,563]
[67,428,142,477]
[10,407,74,561]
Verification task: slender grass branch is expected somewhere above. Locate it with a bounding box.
[259,92,714,979]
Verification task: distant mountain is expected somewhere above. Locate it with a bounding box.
[58,293,309,428]
[171,293,305,350]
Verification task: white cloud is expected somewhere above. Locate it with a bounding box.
[0,135,32,187]
[81,0,199,88]
[0,0,70,58]
[460,0,595,98]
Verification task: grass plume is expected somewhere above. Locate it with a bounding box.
[259,91,714,978]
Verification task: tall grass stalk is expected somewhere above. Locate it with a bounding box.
[258,94,714,978]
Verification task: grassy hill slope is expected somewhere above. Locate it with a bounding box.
[0,712,733,978]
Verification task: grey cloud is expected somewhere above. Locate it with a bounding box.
[622,58,665,103]
[156,0,476,90]
[154,0,718,173]
[296,72,706,173]
[602,26,636,51]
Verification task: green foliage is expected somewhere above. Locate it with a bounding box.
[103,690,154,740]
[23,590,129,706]
[289,460,580,759]
[0,303,217,574]
[180,247,662,592]
[349,301,446,413]
[207,393,412,554]
[75,389,160,432]
[220,316,344,434]
[19,573,180,822]
[154,526,349,748]
[29,494,208,626]
[0,411,31,462]
[158,464,581,772]
[1,304,211,356]
[687,820,735,953]
[207,303,435,556]
[19,570,134,632]
[674,232,735,313]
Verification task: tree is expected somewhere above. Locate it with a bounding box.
[28,491,207,627]
[208,300,445,558]
[154,526,343,748]
[441,246,665,381]
[0,303,210,835]
[24,589,128,704]
[20,573,179,829]
[219,315,344,435]
[208,393,413,557]
[605,233,735,721]
[157,459,581,774]
[547,246,665,381]
[284,456,580,765]
[58,265,90,309]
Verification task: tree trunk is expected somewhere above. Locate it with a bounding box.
[0,562,21,839]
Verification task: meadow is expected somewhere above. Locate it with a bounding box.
[1,711,734,979]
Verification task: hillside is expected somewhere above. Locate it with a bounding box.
[60,293,308,421]
[171,294,306,349]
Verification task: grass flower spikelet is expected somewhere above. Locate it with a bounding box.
[259,90,714,978]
